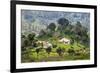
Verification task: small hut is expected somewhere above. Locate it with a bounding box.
[59,38,70,44]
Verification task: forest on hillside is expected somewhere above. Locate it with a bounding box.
[21,10,90,63]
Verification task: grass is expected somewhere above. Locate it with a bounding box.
[21,47,90,63]
[21,38,90,63]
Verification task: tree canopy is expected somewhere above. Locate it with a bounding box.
[47,23,56,31]
[57,18,69,26]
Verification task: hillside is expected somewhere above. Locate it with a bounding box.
[21,10,90,63]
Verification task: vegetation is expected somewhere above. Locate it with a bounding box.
[21,17,90,63]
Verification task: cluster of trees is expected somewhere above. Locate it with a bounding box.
[22,33,71,57]
[21,17,90,62]
[21,33,36,51]
[21,33,64,57]
[22,17,89,49]
[38,17,89,47]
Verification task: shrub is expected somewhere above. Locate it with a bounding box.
[68,49,75,55]
[46,47,52,55]
[52,44,57,48]
[56,48,63,56]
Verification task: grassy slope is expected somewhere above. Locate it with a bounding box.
[21,38,90,63]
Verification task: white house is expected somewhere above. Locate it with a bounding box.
[43,41,52,49]
[59,38,70,45]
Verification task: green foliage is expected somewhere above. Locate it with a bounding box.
[57,18,69,26]
[28,33,35,41]
[52,44,57,48]
[46,47,52,55]
[21,34,26,38]
[68,49,75,55]
[21,17,90,63]
[33,42,38,47]
[47,23,56,31]
[56,48,63,56]
[21,43,90,62]
[24,39,29,46]
[36,48,40,55]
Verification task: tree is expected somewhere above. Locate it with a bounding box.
[57,18,69,26]
[28,33,35,41]
[36,48,41,58]
[36,48,40,54]
[74,21,82,34]
[46,47,52,56]
[21,39,29,51]
[32,39,38,47]
[71,21,83,44]
[73,21,89,47]
[56,48,63,56]
[64,24,73,35]
[47,23,56,31]
[32,42,38,47]
[27,33,35,46]
[24,39,29,47]
[70,36,75,44]
[21,34,26,38]
[68,49,75,55]
[57,18,69,33]
[52,44,57,48]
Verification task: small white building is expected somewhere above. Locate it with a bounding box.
[43,41,52,49]
[59,38,70,45]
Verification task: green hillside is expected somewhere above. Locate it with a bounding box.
[21,18,90,63]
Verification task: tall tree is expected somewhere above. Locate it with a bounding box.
[71,21,89,47]
[57,18,69,33]
[27,33,35,46]
[21,39,29,51]
[57,18,69,26]
[46,47,52,56]
[47,23,56,31]
[28,33,35,41]
[73,21,83,44]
